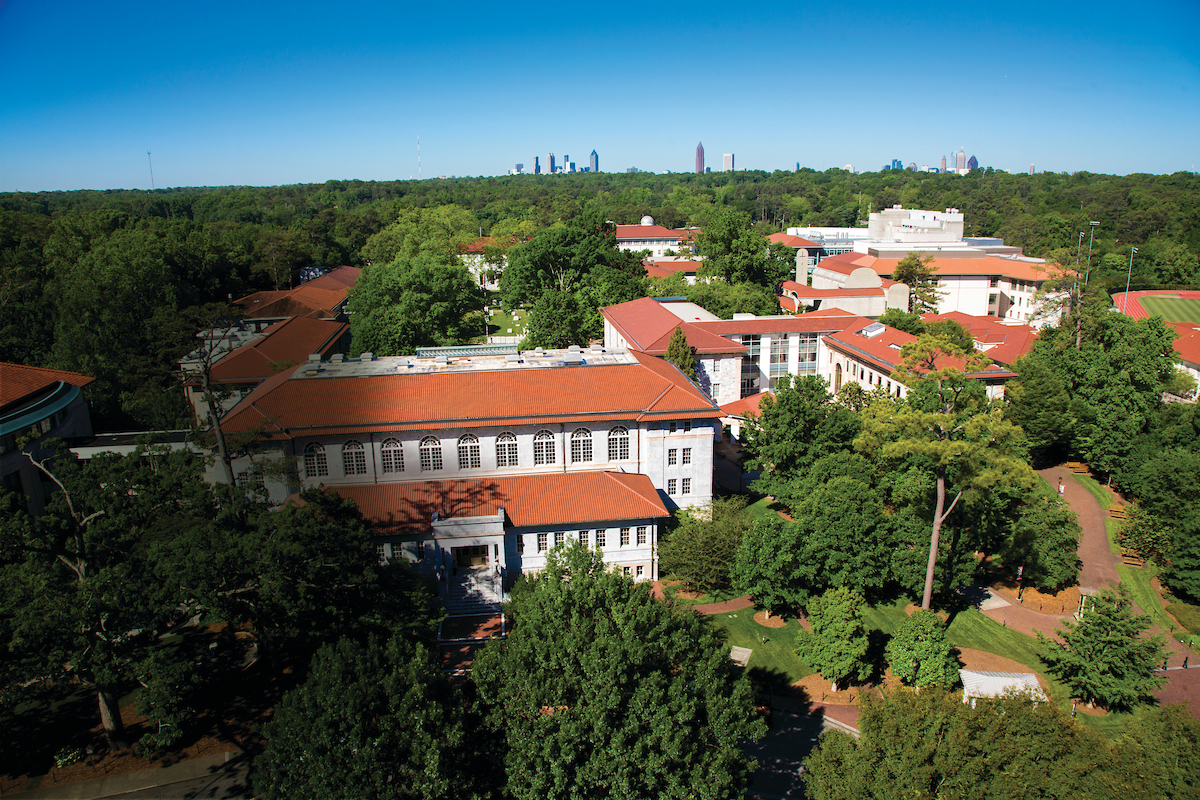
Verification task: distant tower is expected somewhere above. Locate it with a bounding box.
[956,149,966,171]
[548,153,556,174]
[723,153,734,171]
[966,155,978,170]
[534,156,541,175]
[1029,163,1035,175]
[590,150,599,173]
[940,155,947,172]
[695,142,705,174]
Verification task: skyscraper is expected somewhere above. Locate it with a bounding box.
[548,153,556,174]
[1029,163,1035,175]
[940,155,947,172]
[966,155,978,170]
[723,153,734,171]
[956,149,966,171]
[589,150,599,173]
[534,156,541,175]
[695,142,704,174]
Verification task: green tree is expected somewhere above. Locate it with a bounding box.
[658,496,748,591]
[347,255,484,356]
[360,204,479,266]
[802,690,1103,800]
[522,288,589,349]
[1038,583,1166,710]
[743,375,861,503]
[1005,352,1072,461]
[878,308,924,335]
[731,516,807,615]
[473,543,765,800]
[664,324,696,380]
[891,252,943,313]
[695,207,794,286]
[1100,705,1200,799]
[791,476,891,600]
[255,635,478,800]
[857,335,1036,609]
[885,610,958,688]
[1002,489,1082,591]
[798,587,871,691]
[0,445,215,749]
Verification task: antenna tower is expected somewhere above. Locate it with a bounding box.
[147,151,155,189]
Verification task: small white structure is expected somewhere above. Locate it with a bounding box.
[959,669,1046,707]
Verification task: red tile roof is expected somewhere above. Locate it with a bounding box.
[0,363,94,408]
[824,318,1014,380]
[210,318,349,383]
[921,312,1038,365]
[602,297,746,355]
[644,260,701,279]
[615,224,687,241]
[1169,323,1200,367]
[779,280,886,298]
[720,392,774,418]
[693,311,865,335]
[317,471,669,533]
[233,266,361,320]
[768,233,820,248]
[819,252,1049,283]
[222,349,720,437]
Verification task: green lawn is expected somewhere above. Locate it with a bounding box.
[660,582,744,606]
[945,607,1048,673]
[703,610,814,685]
[485,307,528,338]
[742,496,782,522]
[1073,474,1110,510]
[1138,295,1200,324]
[861,596,911,636]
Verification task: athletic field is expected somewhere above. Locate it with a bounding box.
[1137,295,1200,324]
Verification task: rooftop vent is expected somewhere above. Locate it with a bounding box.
[563,353,584,364]
[861,322,886,338]
[590,343,604,352]
[360,352,374,361]
[504,354,521,362]
[307,353,321,362]
[330,353,344,363]
[567,344,582,353]
[304,369,319,377]
[434,355,448,364]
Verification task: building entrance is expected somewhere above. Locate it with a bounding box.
[454,545,489,568]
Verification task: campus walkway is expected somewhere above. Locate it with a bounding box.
[981,468,1198,701]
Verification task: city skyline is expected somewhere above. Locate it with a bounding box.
[1,0,1198,191]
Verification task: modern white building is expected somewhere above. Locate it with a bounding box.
[216,344,721,607]
[615,217,698,258]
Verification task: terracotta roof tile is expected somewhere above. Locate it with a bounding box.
[824,319,1013,379]
[820,252,1049,283]
[602,298,745,355]
[768,233,820,248]
[233,267,360,320]
[1169,323,1200,366]
[210,318,349,383]
[615,224,687,241]
[223,352,720,436]
[693,313,865,335]
[0,363,94,408]
[921,312,1038,365]
[720,392,774,418]
[321,471,669,533]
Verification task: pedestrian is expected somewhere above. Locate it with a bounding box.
[1058,477,1064,496]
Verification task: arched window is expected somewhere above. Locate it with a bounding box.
[496,432,518,467]
[342,440,367,476]
[607,426,629,461]
[458,434,481,469]
[303,442,328,478]
[381,438,403,473]
[419,436,442,471]
[533,430,556,465]
[570,428,592,463]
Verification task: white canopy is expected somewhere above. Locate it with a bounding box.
[959,669,1046,702]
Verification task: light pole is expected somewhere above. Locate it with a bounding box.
[1122,247,1138,314]
[1084,221,1100,286]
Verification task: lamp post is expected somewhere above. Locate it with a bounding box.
[1084,221,1100,286]
[1122,247,1138,314]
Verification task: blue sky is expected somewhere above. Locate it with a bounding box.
[1,0,1197,191]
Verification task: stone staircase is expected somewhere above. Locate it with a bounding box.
[447,566,504,615]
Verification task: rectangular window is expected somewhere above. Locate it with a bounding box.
[667,478,677,495]
[578,530,589,546]
[596,529,606,548]
[517,537,525,555]
[682,448,692,465]
[637,526,647,545]
[990,276,1000,288]
[417,541,425,560]
[682,478,691,494]
[623,566,631,576]
[554,530,564,547]
[668,448,677,466]
[620,527,630,546]
[636,565,644,578]
[375,543,387,565]
[669,421,677,434]
[711,383,720,398]
[537,532,548,552]
[683,420,691,432]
